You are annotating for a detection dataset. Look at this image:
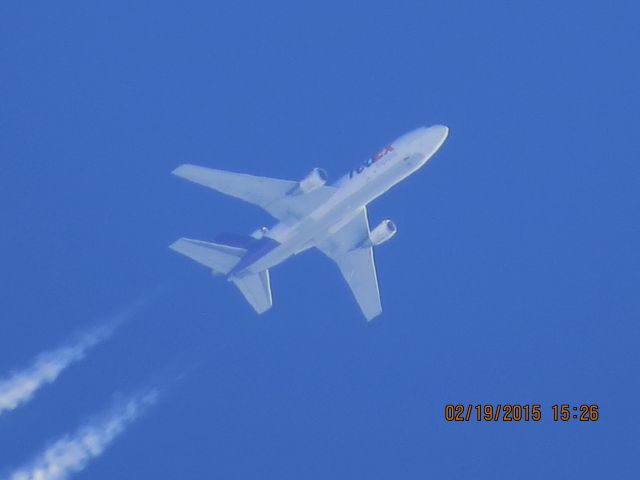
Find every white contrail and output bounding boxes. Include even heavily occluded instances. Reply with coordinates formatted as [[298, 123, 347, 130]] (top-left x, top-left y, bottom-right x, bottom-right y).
[[5, 389, 158, 480], [0, 303, 141, 416]]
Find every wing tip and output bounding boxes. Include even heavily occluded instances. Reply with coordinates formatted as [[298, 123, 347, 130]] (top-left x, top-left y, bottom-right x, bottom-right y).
[[171, 164, 191, 177], [168, 237, 186, 251], [364, 308, 382, 322]]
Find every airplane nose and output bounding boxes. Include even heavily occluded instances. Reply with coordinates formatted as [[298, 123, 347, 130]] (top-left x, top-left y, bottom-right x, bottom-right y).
[[415, 124, 449, 157], [393, 125, 450, 161], [430, 124, 449, 140], [423, 124, 449, 146]]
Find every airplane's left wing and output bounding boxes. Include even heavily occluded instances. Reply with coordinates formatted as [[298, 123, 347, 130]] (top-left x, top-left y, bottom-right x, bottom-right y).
[[316, 208, 382, 321], [172, 164, 336, 222]]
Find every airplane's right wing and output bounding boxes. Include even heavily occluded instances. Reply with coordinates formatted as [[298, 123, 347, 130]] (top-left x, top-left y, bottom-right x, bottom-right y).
[[172, 164, 336, 222], [316, 208, 382, 321]]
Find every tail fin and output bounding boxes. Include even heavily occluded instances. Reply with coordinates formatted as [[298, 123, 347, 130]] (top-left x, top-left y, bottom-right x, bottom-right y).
[[230, 270, 273, 314], [170, 237, 273, 314], [170, 238, 245, 275]]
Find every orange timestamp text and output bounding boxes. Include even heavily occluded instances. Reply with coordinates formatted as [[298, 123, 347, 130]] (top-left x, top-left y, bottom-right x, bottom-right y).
[[444, 404, 599, 422]]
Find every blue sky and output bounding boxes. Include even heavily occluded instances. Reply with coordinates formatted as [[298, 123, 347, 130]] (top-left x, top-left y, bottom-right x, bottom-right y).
[[1, 0, 639, 478]]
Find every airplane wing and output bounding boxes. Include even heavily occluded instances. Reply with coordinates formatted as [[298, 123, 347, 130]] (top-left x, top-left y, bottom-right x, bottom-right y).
[[316, 208, 382, 321], [172, 164, 336, 222]]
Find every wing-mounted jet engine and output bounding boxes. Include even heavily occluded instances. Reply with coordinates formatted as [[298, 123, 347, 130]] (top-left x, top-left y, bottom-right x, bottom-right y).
[[363, 219, 397, 247], [291, 168, 328, 194]]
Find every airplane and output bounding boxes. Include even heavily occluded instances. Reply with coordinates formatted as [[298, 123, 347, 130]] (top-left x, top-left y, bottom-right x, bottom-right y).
[[170, 125, 449, 321]]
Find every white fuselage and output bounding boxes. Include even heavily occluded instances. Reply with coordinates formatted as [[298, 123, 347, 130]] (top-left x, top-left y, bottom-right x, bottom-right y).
[[237, 125, 449, 275]]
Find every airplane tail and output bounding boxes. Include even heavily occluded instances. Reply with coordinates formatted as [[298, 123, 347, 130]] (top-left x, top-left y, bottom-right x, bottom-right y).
[[170, 237, 273, 314], [170, 237, 245, 275], [229, 270, 272, 314]]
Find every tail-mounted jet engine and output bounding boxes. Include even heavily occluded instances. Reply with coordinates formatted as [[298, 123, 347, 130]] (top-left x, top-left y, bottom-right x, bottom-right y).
[[294, 168, 328, 194], [250, 226, 269, 239], [364, 220, 397, 247]]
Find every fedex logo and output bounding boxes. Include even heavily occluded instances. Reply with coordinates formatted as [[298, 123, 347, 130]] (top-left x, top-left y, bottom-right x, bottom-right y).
[[349, 145, 394, 178]]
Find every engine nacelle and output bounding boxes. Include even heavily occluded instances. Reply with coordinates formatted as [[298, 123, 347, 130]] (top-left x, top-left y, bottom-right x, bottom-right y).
[[296, 168, 328, 194], [250, 226, 269, 239], [366, 219, 397, 246]]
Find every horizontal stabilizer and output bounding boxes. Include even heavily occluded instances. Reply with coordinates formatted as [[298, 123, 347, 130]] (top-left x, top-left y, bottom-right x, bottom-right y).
[[170, 238, 245, 275], [230, 270, 273, 314], [214, 232, 258, 249]]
